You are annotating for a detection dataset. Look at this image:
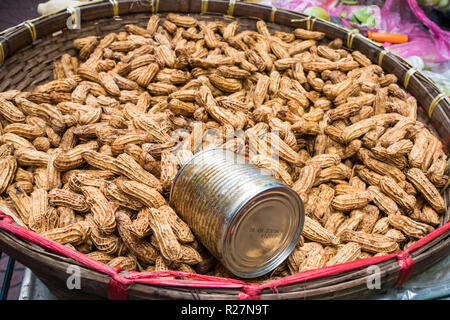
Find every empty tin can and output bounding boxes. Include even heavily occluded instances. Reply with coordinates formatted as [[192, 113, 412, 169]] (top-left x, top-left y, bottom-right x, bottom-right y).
[[169, 148, 304, 278]]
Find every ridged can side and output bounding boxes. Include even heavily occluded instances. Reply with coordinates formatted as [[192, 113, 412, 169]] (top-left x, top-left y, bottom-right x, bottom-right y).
[[170, 148, 304, 278]]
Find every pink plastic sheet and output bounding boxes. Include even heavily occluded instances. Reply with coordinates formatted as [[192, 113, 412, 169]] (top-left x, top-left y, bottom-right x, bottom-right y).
[[272, 0, 450, 62]]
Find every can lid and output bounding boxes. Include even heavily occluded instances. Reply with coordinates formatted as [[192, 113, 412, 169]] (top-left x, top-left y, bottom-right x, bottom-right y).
[[221, 185, 304, 278]]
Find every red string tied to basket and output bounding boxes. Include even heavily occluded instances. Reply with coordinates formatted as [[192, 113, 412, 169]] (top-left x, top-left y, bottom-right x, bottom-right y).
[[0, 212, 449, 299], [108, 268, 133, 300], [238, 283, 263, 300], [395, 251, 414, 288]]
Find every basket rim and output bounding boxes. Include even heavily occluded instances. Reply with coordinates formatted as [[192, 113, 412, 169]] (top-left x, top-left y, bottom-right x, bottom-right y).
[[0, 214, 449, 299], [0, 0, 449, 299]]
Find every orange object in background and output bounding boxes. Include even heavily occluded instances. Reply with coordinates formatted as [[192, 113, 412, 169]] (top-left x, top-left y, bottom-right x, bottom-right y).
[[368, 31, 409, 44]]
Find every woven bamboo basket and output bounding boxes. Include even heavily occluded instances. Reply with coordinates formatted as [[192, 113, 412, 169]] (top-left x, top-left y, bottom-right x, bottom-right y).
[[0, 0, 449, 300]]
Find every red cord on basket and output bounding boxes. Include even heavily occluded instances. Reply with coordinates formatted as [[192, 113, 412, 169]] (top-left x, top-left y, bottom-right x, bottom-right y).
[[0, 213, 449, 300], [395, 252, 414, 288]]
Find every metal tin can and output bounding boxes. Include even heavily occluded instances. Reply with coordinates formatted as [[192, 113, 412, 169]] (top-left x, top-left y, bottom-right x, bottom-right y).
[[169, 148, 304, 278]]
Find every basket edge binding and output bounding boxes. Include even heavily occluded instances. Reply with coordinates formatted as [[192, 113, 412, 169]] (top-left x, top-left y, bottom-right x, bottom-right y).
[[0, 0, 449, 299], [0, 212, 449, 299]]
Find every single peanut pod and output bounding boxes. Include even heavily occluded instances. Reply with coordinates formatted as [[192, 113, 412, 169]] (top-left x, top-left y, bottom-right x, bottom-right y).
[[208, 74, 242, 93], [48, 189, 90, 213], [292, 164, 320, 201], [409, 129, 429, 168], [379, 176, 416, 211], [367, 186, 401, 216], [117, 179, 165, 209], [340, 229, 400, 254], [388, 214, 434, 239], [166, 13, 198, 28], [55, 141, 99, 171], [28, 189, 49, 233], [130, 208, 153, 238], [116, 210, 158, 265], [314, 163, 352, 185], [57, 207, 76, 228], [302, 216, 340, 246], [299, 243, 327, 272], [80, 186, 116, 235], [422, 135, 441, 172], [331, 192, 372, 212], [324, 212, 345, 233], [372, 217, 390, 235], [341, 118, 376, 143], [313, 184, 335, 220], [0, 98, 26, 122], [352, 51, 371, 67], [115, 153, 163, 192], [15, 148, 49, 167], [42, 221, 89, 245], [358, 205, 379, 233], [335, 210, 365, 237], [146, 15, 160, 35], [137, 63, 160, 87], [7, 183, 32, 224], [108, 256, 137, 271], [68, 173, 106, 193], [326, 242, 361, 266], [147, 207, 182, 262], [253, 75, 270, 108], [294, 28, 325, 40], [386, 139, 413, 156], [176, 245, 203, 265], [305, 153, 341, 169], [288, 39, 316, 56], [384, 229, 406, 243], [86, 251, 114, 264], [223, 21, 239, 40], [0, 156, 17, 194], [407, 168, 445, 214]]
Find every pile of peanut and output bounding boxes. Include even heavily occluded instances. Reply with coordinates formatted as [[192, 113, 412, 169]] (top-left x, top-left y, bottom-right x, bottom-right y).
[[0, 13, 447, 282]]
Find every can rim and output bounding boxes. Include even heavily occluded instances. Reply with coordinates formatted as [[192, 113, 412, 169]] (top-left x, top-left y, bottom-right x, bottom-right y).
[[220, 184, 305, 278]]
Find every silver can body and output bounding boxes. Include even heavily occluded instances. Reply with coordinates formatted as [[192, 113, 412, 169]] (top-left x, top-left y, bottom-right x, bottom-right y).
[[169, 148, 304, 278]]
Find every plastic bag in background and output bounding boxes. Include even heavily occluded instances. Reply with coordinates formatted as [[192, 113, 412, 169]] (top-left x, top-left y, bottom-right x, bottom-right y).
[[405, 0, 450, 62], [406, 56, 450, 95], [371, 255, 450, 300], [244, 0, 274, 7], [272, 0, 450, 63], [381, 0, 450, 62], [271, 0, 383, 31]]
